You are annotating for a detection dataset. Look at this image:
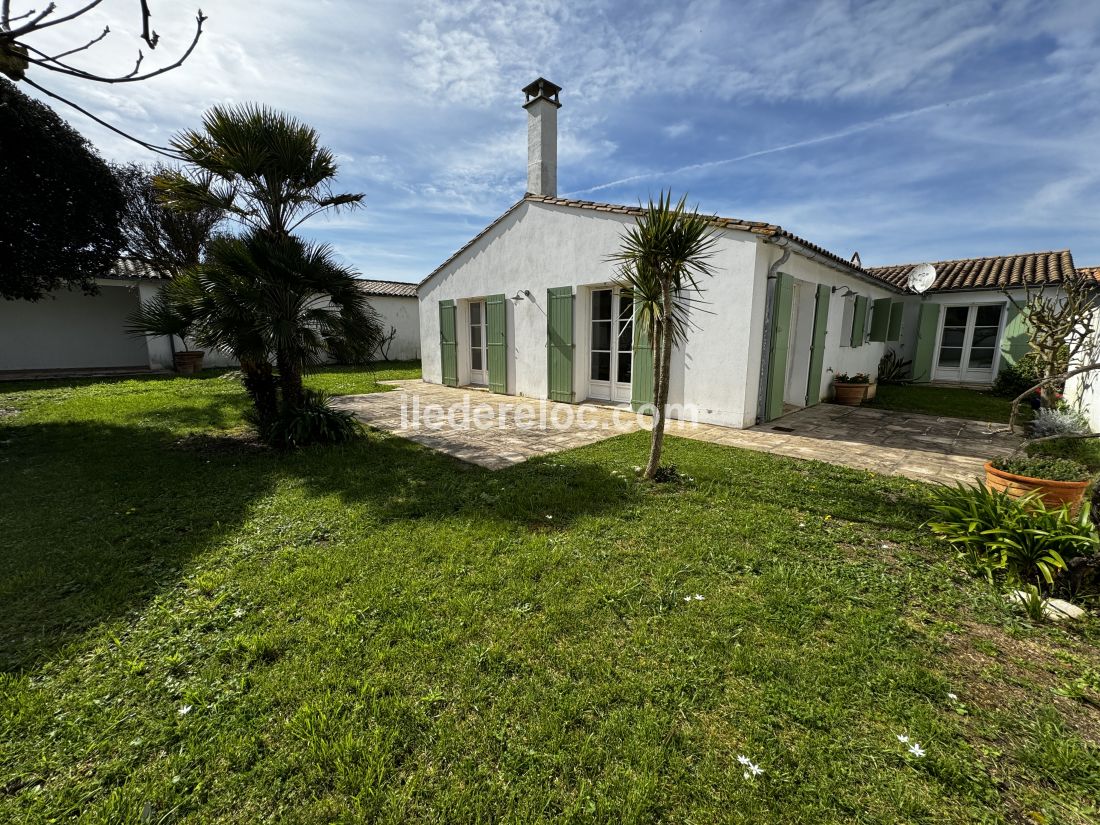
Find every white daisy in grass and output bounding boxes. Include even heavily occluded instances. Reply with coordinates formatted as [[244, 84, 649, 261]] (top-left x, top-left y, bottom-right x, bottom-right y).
[[177, 705, 192, 716], [684, 596, 693, 602], [947, 692, 958, 701], [736, 755, 752, 766], [746, 763, 764, 777], [908, 743, 926, 758], [896, 734, 909, 743], [693, 594, 705, 601]]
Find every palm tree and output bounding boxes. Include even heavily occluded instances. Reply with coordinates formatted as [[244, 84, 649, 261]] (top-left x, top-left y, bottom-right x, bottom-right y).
[[131, 234, 382, 433], [610, 192, 718, 479], [154, 103, 363, 238]]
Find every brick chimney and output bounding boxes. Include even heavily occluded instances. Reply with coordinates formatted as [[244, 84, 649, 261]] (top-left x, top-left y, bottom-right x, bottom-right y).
[[522, 78, 561, 197]]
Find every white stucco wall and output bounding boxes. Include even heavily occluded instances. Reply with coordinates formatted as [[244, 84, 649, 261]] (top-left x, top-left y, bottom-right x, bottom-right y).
[[367, 294, 420, 361], [761, 246, 896, 407], [0, 281, 151, 372], [419, 201, 897, 428]]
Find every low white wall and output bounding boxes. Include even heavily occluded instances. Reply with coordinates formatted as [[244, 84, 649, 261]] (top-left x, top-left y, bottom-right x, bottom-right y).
[[0, 282, 150, 372], [368, 295, 420, 361]]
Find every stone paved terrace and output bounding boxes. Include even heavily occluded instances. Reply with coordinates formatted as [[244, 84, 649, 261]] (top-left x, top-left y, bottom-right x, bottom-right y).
[[334, 380, 1021, 484]]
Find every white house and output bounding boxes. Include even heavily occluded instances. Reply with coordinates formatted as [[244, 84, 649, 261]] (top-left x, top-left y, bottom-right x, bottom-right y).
[[0, 266, 420, 378], [417, 78, 1092, 429]]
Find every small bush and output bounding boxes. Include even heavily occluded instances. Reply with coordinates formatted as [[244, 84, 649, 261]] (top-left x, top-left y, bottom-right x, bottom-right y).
[[992, 352, 1045, 398], [1027, 437, 1100, 472], [927, 483, 1098, 587], [1030, 407, 1090, 439], [264, 389, 363, 449], [834, 372, 871, 384], [991, 455, 1092, 482]]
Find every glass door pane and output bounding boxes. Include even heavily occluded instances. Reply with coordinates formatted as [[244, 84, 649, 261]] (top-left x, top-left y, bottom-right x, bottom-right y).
[[966, 304, 1002, 372], [469, 302, 484, 374], [937, 306, 968, 368], [590, 289, 612, 382]]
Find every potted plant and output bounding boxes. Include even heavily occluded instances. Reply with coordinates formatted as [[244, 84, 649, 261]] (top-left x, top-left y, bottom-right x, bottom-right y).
[[984, 455, 1093, 509], [832, 372, 874, 406], [127, 287, 205, 375]]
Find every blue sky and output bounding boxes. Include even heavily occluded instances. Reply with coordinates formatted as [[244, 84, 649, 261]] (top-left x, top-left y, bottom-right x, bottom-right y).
[[20, 0, 1100, 281]]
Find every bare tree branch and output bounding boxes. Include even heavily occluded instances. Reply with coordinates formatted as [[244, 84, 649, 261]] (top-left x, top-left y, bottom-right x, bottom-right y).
[[2, 3, 205, 84], [21, 75, 179, 157]]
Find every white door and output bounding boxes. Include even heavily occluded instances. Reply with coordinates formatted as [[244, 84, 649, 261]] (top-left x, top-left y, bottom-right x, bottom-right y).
[[468, 300, 487, 385], [934, 303, 1004, 384], [588, 287, 633, 403]]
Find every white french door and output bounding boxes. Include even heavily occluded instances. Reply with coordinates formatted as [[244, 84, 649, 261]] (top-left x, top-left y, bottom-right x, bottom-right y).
[[933, 303, 1004, 384], [468, 300, 487, 385], [587, 287, 633, 403]]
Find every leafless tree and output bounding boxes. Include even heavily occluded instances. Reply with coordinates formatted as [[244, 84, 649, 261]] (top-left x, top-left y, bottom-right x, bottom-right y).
[[1005, 271, 1100, 408], [1, 1, 207, 154]]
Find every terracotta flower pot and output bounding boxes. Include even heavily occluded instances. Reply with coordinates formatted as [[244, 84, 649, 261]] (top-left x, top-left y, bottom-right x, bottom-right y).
[[173, 350, 205, 375], [833, 382, 869, 406], [983, 461, 1090, 510]]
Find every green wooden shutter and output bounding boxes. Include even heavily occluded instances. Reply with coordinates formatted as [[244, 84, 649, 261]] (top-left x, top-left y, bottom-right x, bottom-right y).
[[850, 295, 868, 347], [486, 293, 507, 394], [546, 287, 574, 402], [887, 301, 904, 342], [912, 302, 941, 383], [439, 300, 457, 387], [765, 273, 794, 421], [999, 303, 1030, 370], [868, 297, 891, 342], [630, 297, 654, 413], [805, 283, 831, 406]]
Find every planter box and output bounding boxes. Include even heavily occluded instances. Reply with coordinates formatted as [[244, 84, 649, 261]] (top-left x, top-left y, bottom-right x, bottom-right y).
[[173, 350, 205, 375], [833, 382, 872, 406], [983, 461, 1090, 510]]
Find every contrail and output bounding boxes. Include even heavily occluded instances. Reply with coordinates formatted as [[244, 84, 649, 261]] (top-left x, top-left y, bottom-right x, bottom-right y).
[[565, 78, 1055, 197]]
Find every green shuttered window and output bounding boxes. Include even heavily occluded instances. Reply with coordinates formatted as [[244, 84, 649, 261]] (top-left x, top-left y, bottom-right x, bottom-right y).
[[849, 295, 868, 347], [999, 303, 1030, 369], [765, 273, 794, 421], [546, 287, 574, 402], [887, 301, 904, 342], [486, 294, 507, 394], [439, 300, 457, 387], [805, 284, 831, 406], [911, 302, 940, 383], [630, 296, 654, 413], [868, 297, 892, 342]]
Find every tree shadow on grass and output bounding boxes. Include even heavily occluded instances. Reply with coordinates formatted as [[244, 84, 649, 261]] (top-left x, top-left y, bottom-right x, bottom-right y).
[[0, 420, 635, 673]]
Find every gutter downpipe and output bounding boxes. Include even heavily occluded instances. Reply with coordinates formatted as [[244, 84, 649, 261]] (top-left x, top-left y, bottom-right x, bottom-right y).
[[756, 240, 792, 424]]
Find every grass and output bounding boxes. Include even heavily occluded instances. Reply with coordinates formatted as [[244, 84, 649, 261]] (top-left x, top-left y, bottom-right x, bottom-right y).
[[870, 383, 1018, 423], [1, 364, 1098, 823]]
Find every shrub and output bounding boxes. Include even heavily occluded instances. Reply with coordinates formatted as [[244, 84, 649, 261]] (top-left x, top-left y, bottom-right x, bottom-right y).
[[928, 483, 1098, 587], [990, 455, 1092, 482], [992, 352, 1045, 398], [1029, 407, 1090, 439], [262, 389, 363, 449], [1027, 437, 1100, 473]]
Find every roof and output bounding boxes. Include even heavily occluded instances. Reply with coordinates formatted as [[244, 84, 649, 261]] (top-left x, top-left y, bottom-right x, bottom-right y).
[[1079, 266, 1100, 282], [357, 278, 417, 298], [866, 250, 1077, 292], [103, 259, 165, 281], [419, 194, 870, 289]]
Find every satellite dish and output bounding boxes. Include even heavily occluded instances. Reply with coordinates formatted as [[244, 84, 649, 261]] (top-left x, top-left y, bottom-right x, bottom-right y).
[[907, 263, 936, 293]]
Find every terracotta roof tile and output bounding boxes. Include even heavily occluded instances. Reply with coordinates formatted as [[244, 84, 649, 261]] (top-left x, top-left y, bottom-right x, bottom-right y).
[[1079, 266, 1100, 282], [866, 250, 1077, 292], [357, 279, 417, 298]]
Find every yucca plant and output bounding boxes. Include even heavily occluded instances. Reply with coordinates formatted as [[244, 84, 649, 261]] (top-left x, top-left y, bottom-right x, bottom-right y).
[[608, 192, 718, 479]]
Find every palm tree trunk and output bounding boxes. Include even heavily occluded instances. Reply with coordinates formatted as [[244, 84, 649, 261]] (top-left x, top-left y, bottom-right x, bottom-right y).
[[277, 349, 305, 411], [644, 277, 674, 479], [241, 359, 278, 434]]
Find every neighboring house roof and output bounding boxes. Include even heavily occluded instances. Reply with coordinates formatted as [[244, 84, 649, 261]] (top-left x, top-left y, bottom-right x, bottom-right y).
[[357, 278, 418, 298], [103, 259, 165, 281], [1079, 266, 1100, 282], [419, 194, 871, 290], [866, 250, 1077, 293]]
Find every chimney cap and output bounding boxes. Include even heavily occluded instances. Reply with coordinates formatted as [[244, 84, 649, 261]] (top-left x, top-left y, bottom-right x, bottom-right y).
[[522, 77, 562, 109]]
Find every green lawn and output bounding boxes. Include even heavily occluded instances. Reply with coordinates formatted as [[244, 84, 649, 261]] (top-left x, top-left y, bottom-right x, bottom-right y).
[[870, 383, 1018, 423], [1, 366, 1097, 823]]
